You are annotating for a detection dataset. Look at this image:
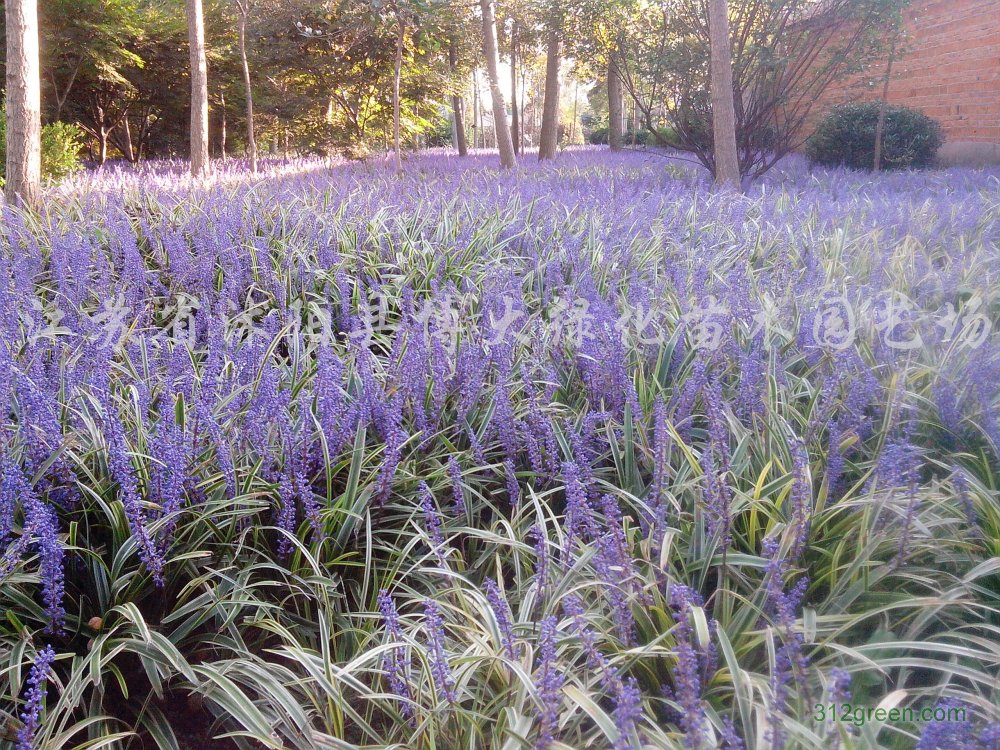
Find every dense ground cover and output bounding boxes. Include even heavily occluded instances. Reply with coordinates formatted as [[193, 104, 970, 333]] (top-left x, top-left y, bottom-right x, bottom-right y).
[[1, 149, 999, 750]]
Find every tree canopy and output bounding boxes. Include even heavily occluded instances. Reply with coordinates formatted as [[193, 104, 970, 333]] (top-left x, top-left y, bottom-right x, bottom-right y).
[[2, 0, 905, 179]]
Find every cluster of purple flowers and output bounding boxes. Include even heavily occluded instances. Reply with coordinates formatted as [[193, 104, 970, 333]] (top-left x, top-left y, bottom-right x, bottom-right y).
[[1, 457, 66, 630], [533, 615, 564, 750], [2, 148, 998, 746], [761, 538, 811, 750], [665, 584, 719, 750], [561, 594, 644, 750], [916, 702, 1000, 750]]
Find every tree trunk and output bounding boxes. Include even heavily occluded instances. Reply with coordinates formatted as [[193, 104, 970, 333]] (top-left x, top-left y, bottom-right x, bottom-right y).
[[52, 60, 80, 123], [569, 80, 579, 144], [472, 67, 480, 149], [479, 0, 515, 169], [873, 35, 898, 173], [708, 0, 740, 188], [98, 127, 108, 165], [608, 50, 624, 152], [510, 21, 520, 155], [219, 90, 227, 161], [449, 39, 468, 156], [631, 98, 638, 145], [392, 10, 404, 173], [519, 60, 526, 151], [538, 23, 561, 161], [123, 117, 135, 163], [4, 0, 42, 211], [237, 3, 257, 173], [186, 0, 210, 178]]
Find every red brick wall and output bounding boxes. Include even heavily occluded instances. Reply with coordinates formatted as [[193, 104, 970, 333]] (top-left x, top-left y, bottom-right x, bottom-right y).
[[810, 0, 1000, 145]]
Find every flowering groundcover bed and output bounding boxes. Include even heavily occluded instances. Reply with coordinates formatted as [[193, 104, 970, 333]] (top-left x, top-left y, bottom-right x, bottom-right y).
[[1, 149, 999, 750]]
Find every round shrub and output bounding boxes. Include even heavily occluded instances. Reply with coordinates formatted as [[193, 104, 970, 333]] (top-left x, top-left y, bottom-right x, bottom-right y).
[[588, 126, 659, 147], [587, 125, 609, 145], [806, 101, 943, 171]]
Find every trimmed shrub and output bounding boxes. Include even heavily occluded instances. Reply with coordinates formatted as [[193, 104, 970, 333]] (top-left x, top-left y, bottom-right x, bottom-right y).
[[806, 101, 943, 171], [587, 126, 662, 146]]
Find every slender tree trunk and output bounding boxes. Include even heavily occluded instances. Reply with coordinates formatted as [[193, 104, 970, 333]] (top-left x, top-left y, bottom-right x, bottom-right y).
[[510, 21, 520, 155], [519, 62, 526, 151], [52, 60, 80, 123], [873, 35, 898, 172], [570, 80, 579, 144], [219, 90, 227, 161], [472, 67, 480, 149], [631, 99, 638, 145], [237, 3, 257, 173], [123, 117, 135, 163], [538, 22, 561, 161], [4, 0, 42, 210], [608, 50, 624, 152], [449, 39, 468, 156], [708, 0, 740, 188], [479, 0, 516, 168], [98, 127, 108, 165], [392, 9, 404, 173], [186, 0, 210, 177]]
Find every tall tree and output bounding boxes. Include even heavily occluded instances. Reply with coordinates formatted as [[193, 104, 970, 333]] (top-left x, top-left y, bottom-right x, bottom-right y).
[[39, 0, 144, 123], [537, 16, 560, 161], [479, 0, 515, 168], [235, 0, 257, 172], [187, 0, 210, 177], [607, 47, 624, 151], [707, 0, 739, 188], [4, 0, 42, 210], [449, 38, 468, 156]]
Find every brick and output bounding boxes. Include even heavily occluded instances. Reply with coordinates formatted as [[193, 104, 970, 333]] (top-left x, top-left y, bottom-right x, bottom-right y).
[[801, 0, 1000, 144]]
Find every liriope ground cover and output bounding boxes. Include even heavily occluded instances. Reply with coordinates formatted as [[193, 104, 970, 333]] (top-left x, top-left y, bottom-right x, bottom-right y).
[[1, 149, 999, 750]]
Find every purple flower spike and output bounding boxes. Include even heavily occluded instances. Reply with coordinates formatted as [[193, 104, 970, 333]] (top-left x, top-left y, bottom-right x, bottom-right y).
[[533, 615, 564, 750], [423, 600, 456, 703], [377, 589, 413, 720], [16, 645, 56, 750], [484, 577, 516, 658]]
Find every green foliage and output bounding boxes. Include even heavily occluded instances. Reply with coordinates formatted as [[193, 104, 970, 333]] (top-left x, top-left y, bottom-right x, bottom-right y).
[[587, 125, 666, 146], [611, 0, 913, 181], [40, 122, 86, 180], [0, 111, 85, 186], [806, 101, 944, 171]]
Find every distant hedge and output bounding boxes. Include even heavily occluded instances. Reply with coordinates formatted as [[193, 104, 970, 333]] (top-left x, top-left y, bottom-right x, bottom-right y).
[[587, 126, 676, 147], [806, 101, 943, 171]]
